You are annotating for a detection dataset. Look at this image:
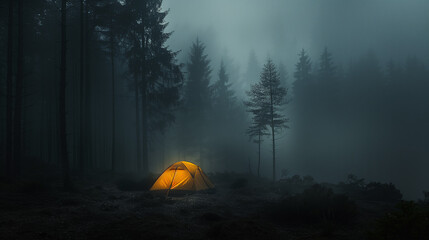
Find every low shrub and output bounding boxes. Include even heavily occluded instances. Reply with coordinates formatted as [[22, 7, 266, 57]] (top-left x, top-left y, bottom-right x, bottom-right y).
[[339, 174, 403, 202], [364, 182, 402, 202], [369, 201, 429, 240], [276, 174, 316, 196], [269, 184, 357, 225]]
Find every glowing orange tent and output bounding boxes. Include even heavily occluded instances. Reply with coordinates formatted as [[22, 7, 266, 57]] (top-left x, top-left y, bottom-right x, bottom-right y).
[[150, 161, 214, 194]]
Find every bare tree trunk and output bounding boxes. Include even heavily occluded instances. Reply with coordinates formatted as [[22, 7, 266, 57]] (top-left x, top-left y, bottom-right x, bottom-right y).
[[270, 80, 276, 182], [141, 82, 148, 174], [84, 0, 92, 169], [141, 9, 148, 175], [5, 0, 14, 179], [78, 0, 84, 173], [135, 74, 141, 170], [271, 124, 275, 182], [13, 0, 23, 178], [110, 27, 116, 174], [161, 134, 165, 170], [60, 0, 71, 189], [258, 131, 261, 177]]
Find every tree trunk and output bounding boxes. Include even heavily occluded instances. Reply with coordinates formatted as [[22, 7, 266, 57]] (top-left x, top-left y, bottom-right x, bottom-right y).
[[141, 82, 148, 174], [5, 0, 14, 179], [13, 0, 23, 178], [258, 131, 261, 177], [270, 76, 276, 182], [271, 124, 275, 182], [60, 0, 71, 189], [84, 0, 92, 169], [78, 0, 84, 173], [141, 9, 148, 175], [110, 31, 116, 174], [135, 74, 141, 170]]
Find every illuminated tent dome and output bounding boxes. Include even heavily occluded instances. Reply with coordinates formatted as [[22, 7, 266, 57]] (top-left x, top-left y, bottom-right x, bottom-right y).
[[150, 161, 214, 194]]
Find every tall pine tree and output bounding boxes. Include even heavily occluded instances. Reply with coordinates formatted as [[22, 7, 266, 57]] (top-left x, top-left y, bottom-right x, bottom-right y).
[[246, 59, 288, 181], [181, 38, 212, 166], [122, 0, 183, 174], [245, 84, 269, 177]]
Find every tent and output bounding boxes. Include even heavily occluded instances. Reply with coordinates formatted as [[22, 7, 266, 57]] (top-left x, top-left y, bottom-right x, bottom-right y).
[[150, 161, 214, 194]]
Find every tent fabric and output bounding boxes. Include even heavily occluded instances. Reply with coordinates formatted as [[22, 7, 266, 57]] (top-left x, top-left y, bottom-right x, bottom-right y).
[[150, 161, 214, 192]]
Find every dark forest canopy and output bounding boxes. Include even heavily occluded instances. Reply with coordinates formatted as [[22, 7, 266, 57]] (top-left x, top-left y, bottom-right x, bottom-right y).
[[0, 0, 429, 199]]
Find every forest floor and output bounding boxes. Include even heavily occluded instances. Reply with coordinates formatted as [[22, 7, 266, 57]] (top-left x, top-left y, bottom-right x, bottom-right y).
[[0, 172, 396, 240]]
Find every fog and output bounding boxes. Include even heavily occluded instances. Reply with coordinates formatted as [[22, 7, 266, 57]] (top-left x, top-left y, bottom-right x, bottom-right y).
[[1, 0, 429, 201], [4, 1, 429, 238], [159, 0, 429, 199], [163, 0, 429, 77]]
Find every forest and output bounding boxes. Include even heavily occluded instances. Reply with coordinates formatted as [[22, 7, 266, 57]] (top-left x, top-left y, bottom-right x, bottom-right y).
[[1, 0, 429, 239]]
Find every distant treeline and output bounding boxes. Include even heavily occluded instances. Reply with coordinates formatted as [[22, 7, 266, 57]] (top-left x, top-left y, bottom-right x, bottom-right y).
[[290, 48, 429, 180]]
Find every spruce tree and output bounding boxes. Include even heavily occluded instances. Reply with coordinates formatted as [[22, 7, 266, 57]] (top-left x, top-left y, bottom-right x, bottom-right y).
[[212, 60, 235, 114], [317, 47, 337, 113], [278, 62, 289, 89], [246, 59, 288, 181], [122, 0, 183, 174], [181, 38, 212, 166], [211, 60, 238, 168], [293, 49, 312, 100], [246, 76, 270, 178]]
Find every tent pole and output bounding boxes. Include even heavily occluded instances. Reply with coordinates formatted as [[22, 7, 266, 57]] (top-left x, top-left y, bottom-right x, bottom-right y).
[[198, 167, 210, 189], [166, 166, 178, 197]]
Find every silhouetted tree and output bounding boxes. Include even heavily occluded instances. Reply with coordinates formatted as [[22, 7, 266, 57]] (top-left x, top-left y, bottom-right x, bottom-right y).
[[78, 0, 85, 172], [59, 0, 71, 189], [212, 61, 235, 116], [84, 0, 93, 169], [278, 62, 289, 89], [316, 47, 337, 115], [318, 47, 335, 82], [181, 38, 212, 166], [93, 0, 121, 173], [5, 0, 13, 179], [292, 49, 313, 150], [247, 59, 288, 181], [211, 60, 240, 168], [13, 0, 24, 177], [293, 49, 312, 100], [122, 0, 183, 173], [245, 112, 269, 177]]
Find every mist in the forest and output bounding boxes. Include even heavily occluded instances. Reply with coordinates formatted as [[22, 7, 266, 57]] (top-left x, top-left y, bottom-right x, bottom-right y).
[[4, 1, 429, 239], [158, 0, 429, 199], [1, 0, 429, 200]]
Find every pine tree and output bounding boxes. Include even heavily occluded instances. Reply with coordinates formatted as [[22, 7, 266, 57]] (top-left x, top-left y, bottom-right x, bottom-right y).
[[317, 47, 337, 112], [293, 49, 312, 99], [93, 0, 121, 174], [181, 38, 212, 166], [318, 47, 335, 81], [13, 0, 24, 177], [59, 0, 71, 189], [278, 62, 289, 89], [5, 0, 13, 179], [122, 0, 183, 173], [246, 59, 288, 181], [78, 0, 85, 173], [245, 99, 269, 177], [211, 60, 238, 168], [212, 60, 235, 113]]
